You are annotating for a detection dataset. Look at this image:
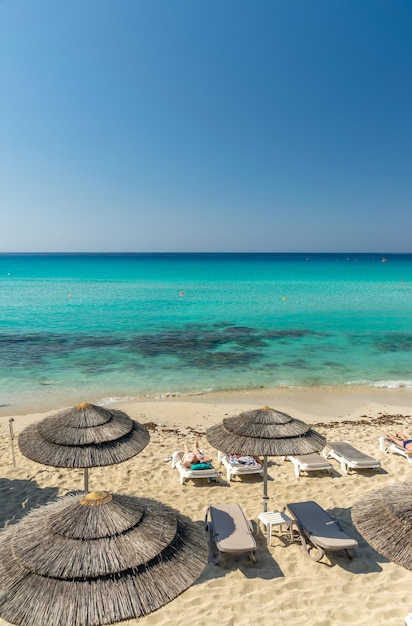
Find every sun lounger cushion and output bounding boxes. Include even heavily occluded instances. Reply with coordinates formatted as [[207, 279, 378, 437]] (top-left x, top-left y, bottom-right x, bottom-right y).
[[205, 503, 257, 564], [285, 500, 358, 562], [286, 453, 333, 477], [325, 441, 381, 474]]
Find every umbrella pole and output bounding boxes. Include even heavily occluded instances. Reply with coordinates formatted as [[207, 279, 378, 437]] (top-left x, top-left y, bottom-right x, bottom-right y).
[[84, 468, 89, 493], [262, 455, 269, 512]]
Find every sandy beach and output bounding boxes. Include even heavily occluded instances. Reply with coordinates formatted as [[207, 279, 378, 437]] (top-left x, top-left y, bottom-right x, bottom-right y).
[[1, 386, 412, 626]]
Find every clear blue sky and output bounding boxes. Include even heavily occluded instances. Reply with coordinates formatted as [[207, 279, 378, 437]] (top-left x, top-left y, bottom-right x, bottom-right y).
[[1, 0, 411, 252]]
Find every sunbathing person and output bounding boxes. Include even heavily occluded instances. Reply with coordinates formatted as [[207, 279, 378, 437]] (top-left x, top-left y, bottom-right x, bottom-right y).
[[182, 441, 212, 468], [386, 432, 412, 454], [229, 453, 263, 466]]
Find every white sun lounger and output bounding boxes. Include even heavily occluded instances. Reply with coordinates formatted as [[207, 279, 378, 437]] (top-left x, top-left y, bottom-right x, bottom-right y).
[[217, 451, 264, 481], [325, 441, 382, 474], [378, 437, 412, 464], [285, 452, 333, 478], [284, 500, 358, 562], [171, 450, 220, 485], [405, 612, 412, 625], [205, 503, 257, 564]]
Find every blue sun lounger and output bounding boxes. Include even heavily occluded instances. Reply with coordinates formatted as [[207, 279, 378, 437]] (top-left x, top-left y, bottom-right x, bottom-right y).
[[284, 500, 358, 562]]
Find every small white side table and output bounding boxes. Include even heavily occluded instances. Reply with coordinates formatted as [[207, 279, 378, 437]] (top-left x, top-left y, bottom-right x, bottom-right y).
[[258, 511, 294, 546]]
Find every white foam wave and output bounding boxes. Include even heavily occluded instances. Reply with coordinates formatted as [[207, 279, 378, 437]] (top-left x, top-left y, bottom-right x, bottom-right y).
[[346, 379, 412, 389], [374, 380, 412, 389], [99, 396, 136, 406], [98, 388, 216, 406]]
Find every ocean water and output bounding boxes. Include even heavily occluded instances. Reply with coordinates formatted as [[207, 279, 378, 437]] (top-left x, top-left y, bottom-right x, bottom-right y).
[[1, 252, 411, 415]]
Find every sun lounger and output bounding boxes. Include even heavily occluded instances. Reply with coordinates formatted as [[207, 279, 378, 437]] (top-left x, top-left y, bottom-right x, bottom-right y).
[[205, 503, 257, 564], [171, 450, 220, 485], [284, 500, 358, 562], [285, 452, 333, 478], [217, 451, 264, 482], [378, 436, 412, 464], [324, 440, 381, 474], [405, 612, 412, 625]]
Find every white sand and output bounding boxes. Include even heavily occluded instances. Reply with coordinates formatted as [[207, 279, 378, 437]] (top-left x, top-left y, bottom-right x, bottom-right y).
[[1, 387, 412, 626]]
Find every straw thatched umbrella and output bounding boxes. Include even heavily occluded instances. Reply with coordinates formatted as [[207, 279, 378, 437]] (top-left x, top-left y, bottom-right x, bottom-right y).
[[352, 481, 412, 570], [0, 490, 208, 626], [18, 402, 150, 492], [206, 405, 326, 511]]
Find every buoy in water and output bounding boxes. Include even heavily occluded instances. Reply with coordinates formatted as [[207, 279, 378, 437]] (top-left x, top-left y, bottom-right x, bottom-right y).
[[179, 291, 184, 296], [282, 296, 287, 301]]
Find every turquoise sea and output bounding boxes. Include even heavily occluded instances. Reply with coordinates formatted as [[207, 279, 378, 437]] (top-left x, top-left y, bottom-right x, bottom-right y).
[[1, 253, 411, 415]]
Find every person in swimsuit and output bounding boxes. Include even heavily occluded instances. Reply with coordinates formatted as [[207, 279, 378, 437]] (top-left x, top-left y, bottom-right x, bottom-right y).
[[182, 441, 212, 468], [386, 432, 412, 455]]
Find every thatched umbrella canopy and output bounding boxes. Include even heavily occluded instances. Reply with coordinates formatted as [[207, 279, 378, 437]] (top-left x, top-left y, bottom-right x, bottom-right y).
[[352, 481, 412, 570], [18, 402, 150, 491], [206, 405, 326, 511], [0, 491, 208, 626]]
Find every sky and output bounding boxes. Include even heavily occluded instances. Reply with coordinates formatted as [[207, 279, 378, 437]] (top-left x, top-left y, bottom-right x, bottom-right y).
[[1, 0, 411, 253]]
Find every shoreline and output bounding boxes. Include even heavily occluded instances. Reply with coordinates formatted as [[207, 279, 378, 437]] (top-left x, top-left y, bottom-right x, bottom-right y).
[[2, 385, 412, 432]]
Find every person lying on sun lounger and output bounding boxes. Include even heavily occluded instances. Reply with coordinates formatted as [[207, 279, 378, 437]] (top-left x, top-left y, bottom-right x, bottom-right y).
[[386, 432, 412, 454], [229, 454, 263, 466], [182, 441, 212, 468]]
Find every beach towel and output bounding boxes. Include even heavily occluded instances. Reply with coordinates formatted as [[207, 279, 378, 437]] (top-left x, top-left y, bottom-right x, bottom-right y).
[[190, 462, 212, 470], [230, 456, 258, 466]]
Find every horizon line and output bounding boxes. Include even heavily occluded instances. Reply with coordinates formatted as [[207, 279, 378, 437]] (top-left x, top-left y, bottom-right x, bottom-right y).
[[0, 251, 410, 255]]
